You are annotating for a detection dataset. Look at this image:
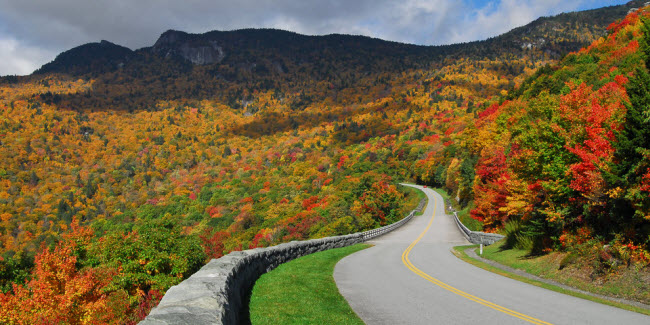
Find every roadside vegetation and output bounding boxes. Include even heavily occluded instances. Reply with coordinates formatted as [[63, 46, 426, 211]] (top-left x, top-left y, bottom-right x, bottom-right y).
[[249, 244, 369, 325], [453, 243, 650, 315], [432, 10, 650, 301], [481, 240, 650, 306]]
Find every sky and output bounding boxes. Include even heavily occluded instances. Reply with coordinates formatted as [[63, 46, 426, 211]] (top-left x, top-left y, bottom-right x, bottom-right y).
[[0, 0, 630, 76]]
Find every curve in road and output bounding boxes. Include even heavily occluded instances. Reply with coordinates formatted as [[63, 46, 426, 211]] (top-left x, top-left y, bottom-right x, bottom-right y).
[[334, 185, 649, 324]]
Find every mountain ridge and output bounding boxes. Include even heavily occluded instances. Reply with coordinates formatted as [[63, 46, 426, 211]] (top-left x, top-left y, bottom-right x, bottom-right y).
[[30, 0, 645, 78], [12, 1, 640, 113]]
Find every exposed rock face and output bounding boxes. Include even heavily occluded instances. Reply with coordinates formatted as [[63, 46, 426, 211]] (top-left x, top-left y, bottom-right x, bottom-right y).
[[177, 41, 225, 65], [153, 30, 225, 65]]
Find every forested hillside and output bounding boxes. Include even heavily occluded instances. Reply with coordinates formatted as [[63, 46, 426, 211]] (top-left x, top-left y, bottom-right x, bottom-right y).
[[0, 1, 648, 323], [438, 7, 650, 269]]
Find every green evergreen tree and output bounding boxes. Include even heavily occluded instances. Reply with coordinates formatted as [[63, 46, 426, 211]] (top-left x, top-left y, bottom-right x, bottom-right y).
[[606, 18, 650, 244]]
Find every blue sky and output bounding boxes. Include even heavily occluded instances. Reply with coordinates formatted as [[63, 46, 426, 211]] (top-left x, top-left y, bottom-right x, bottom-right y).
[[0, 0, 633, 76]]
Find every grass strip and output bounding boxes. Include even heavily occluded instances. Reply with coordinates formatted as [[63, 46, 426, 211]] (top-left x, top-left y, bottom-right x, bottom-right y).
[[452, 245, 650, 316], [249, 244, 370, 324]]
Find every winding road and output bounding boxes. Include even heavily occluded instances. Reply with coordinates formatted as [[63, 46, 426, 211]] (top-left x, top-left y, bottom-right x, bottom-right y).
[[334, 185, 649, 324]]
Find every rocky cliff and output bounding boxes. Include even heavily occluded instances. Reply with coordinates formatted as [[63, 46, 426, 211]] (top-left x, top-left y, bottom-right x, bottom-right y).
[[152, 30, 226, 65]]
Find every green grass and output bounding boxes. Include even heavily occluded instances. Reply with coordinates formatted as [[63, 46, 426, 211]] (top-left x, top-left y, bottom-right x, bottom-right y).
[[452, 244, 650, 316], [480, 242, 650, 305], [480, 241, 558, 275], [433, 188, 482, 231], [249, 244, 370, 324]]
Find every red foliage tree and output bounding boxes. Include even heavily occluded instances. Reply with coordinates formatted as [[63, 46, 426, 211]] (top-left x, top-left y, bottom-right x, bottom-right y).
[[471, 147, 511, 229], [199, 229, 230, 260], [564, 82, 627, 202]]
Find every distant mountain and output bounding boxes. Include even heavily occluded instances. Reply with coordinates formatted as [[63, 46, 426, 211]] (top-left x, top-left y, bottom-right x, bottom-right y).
[[22, 0, 646, 112], [40, 28, 430, 79], [483, 0, 643, 55], [34, 1, 644, 77], [34, 40, 133, 76], [147, 27, 427, 69]]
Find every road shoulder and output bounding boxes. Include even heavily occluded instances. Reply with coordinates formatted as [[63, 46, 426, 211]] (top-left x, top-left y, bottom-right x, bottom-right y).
[[453, 245, 650, 316]]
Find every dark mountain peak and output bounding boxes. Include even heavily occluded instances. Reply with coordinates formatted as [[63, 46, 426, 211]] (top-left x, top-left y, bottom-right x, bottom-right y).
[[99, 39, 117, 46], [35, 40, 132, 75], [152, 29, 225, 65], [153, 29, 190, 47]]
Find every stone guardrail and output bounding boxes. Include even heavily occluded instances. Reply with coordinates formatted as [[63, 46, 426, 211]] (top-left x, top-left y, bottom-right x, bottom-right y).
[[446, 199, 504, 246], [453, 211, 504, 245], [140, 198, 426, 325]]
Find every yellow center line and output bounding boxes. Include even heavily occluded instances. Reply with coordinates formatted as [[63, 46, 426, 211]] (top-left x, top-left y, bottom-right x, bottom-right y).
[[400, 190, 553, 325]]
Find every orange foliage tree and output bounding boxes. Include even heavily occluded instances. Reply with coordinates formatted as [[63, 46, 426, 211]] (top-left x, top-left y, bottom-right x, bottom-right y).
[[0, 223, 130, 324]]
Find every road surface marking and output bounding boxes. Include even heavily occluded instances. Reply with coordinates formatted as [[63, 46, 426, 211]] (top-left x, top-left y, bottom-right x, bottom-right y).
[[400, 189, 553, 325]]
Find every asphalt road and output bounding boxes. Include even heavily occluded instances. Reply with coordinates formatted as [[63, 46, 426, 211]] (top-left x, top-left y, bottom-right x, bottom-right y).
[[334, 185, 650, 324]]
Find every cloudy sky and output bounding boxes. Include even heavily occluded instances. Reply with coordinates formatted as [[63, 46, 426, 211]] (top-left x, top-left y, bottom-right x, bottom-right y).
[[0, 0, 629, 76]]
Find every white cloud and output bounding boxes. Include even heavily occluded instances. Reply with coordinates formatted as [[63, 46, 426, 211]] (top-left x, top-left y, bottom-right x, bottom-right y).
[[0, 36, 54, 75], [448, 0, 582, 44]]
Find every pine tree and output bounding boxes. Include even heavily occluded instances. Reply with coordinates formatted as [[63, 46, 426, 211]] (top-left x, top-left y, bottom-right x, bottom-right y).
[[606, 17, 650, 243]]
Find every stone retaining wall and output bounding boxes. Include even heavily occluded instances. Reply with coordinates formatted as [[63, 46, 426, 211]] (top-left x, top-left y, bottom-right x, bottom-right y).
[[453, 211, 504, 245], [140, 199, 426, 325], [445, 199, 504, 245]]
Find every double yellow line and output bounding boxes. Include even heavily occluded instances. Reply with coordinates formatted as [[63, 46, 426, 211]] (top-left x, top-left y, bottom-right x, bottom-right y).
[[400, 191, 552, 325]]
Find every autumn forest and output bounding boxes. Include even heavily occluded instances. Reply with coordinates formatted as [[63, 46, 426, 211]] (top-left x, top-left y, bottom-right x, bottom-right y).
[[1, 2, 650, 323]]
